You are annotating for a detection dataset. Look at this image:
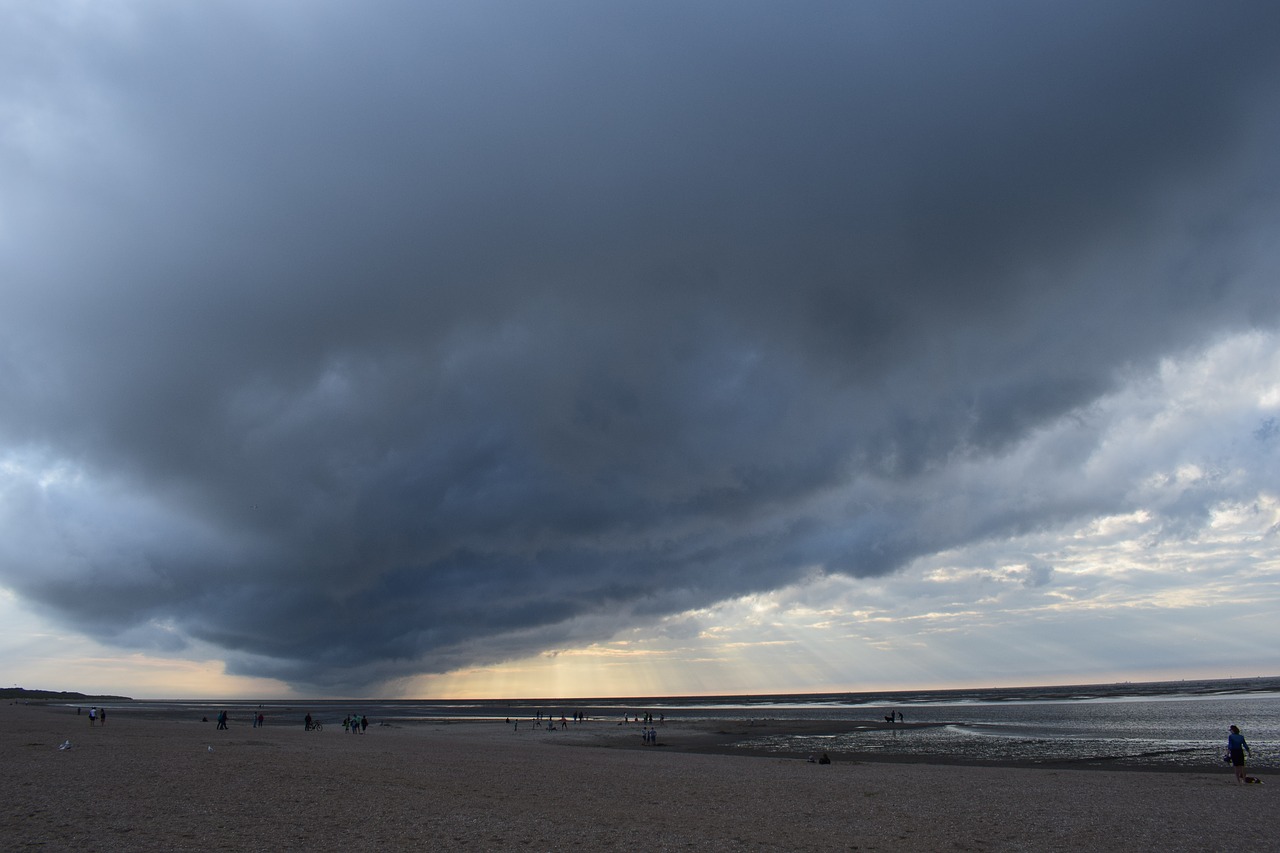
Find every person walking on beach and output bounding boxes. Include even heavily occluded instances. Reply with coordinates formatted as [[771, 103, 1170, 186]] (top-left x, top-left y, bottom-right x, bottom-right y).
[[99, 707, 106, 726], [88, 707, 96, 726], [1227, 725, 1251, 783], [217, 710, 228, 730]]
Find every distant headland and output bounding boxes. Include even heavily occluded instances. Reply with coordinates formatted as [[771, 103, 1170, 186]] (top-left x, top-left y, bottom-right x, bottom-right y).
[[1, 687, 133, 702]]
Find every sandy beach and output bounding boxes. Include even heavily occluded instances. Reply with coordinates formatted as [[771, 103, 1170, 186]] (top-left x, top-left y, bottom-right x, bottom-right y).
[[2, 703, 1273, 851]]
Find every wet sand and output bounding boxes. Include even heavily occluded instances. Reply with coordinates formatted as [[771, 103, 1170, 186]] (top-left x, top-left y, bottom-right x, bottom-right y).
[[3, 702, 1273, 851]]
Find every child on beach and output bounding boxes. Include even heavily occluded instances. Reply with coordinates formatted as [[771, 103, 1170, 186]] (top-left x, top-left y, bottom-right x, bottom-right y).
[[1227, 725, 1251, 784]]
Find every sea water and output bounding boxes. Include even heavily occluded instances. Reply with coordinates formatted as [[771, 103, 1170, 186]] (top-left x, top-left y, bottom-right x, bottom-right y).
[[728, 691, 1280, 769]]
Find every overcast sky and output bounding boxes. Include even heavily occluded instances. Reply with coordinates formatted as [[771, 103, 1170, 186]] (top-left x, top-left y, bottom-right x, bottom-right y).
[[2, 1, 1279, 699]]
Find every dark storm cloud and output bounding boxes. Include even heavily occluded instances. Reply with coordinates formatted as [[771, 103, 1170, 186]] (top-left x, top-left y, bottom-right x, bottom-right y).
[[2, 1, 1279, 690]]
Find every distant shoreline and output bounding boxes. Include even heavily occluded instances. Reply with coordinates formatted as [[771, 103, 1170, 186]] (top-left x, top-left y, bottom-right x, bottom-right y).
[[13, 672, 1277, 706], [1, 688, 133, 703]]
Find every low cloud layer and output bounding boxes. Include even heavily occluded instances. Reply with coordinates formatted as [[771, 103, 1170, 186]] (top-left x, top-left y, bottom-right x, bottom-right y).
[[2, 1, 1279, 693]]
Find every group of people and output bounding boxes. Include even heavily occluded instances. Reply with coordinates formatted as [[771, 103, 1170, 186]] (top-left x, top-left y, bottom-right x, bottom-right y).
[[201, 710, 264, 729], [516, 711, 589, 730], [297, 713, 368, 732], [81, 706, 106, 726]]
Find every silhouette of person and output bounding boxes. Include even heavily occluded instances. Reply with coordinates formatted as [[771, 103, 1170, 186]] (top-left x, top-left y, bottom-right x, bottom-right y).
[[1227, 725, 1251, 783]]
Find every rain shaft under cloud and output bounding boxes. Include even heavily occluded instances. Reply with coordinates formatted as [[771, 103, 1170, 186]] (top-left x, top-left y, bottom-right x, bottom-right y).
[[2, 0, 1279, 692]]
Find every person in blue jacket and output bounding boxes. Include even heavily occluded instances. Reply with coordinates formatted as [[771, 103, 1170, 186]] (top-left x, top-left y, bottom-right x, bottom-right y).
[[1227, 725, 1251, 783]]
